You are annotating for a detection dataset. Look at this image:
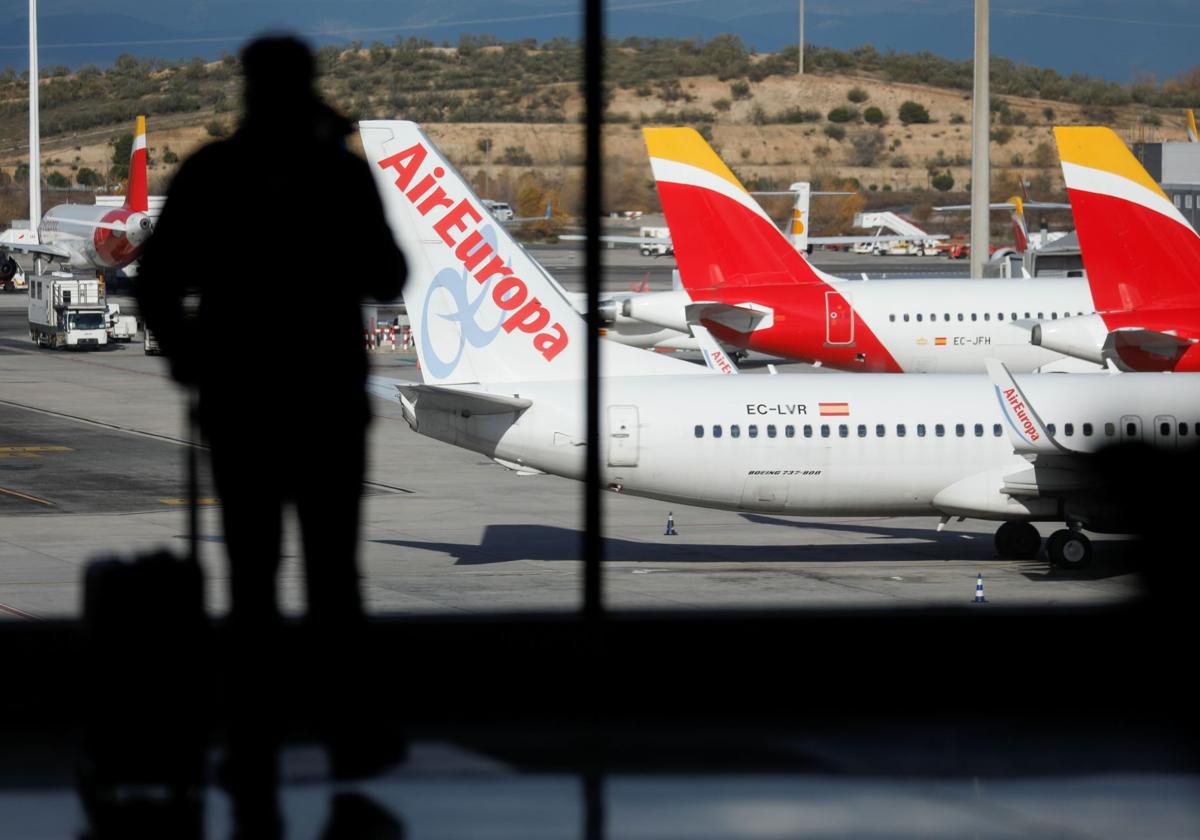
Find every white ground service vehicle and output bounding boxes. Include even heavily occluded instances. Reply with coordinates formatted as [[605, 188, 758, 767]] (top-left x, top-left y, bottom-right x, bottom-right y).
[[638, 226, 673, 256], [481, 200, 514, 222], [105, 303, 138, 342], [28, 274, 109, 349]]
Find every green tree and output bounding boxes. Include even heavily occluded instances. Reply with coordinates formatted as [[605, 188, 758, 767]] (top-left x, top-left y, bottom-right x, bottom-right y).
[[898, 100, 931, 125], [847, 87, 869, 103], [931, 171, 955, 191], [205, 120, 229, 138], [46, 171, 70, 188], [75, 167, 102, 187], [729, 80, 751, 100], [108, 132, 133, 180], [827, 105, 859, 123], [863, 106, 887, 125]]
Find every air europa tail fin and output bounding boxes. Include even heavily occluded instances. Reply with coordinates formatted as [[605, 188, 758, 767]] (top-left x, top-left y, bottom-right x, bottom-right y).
[[123, 115, 148, 214], [359, 121, 701, 386], [644, 128, 839, 295], [1055, 126, 1200, 311]]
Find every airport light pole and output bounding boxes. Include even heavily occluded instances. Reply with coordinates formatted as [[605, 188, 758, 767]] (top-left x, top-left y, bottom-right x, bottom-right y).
[[969, 0, 990, 279], [28, 0, 41, 263], [798, 0, 805, 75]]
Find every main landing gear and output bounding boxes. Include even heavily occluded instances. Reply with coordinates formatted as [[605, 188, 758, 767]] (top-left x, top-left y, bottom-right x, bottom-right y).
[[993, 521, 1093, 569]]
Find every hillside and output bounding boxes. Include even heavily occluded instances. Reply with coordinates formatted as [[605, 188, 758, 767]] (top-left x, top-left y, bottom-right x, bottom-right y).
[[1, 38, 1196, 234]]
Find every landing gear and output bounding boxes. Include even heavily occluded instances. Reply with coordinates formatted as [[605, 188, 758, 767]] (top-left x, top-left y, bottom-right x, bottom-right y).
[[993, 521, 1041, 559], [1046, 528, 1093, 570]]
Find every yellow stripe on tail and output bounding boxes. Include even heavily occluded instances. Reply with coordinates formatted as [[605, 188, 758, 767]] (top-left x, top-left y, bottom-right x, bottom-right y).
[[643, 127, 746, 194], [1054, 126, 1168, 200]]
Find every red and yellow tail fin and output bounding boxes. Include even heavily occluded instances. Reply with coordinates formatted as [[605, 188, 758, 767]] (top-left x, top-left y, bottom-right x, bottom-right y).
[[1187, 109, 1198, 143], [124, 115, 148, 213], [1055, 126, 1200, 311], [643, 127, 833, 293], [1007, 195, 1029, 254]]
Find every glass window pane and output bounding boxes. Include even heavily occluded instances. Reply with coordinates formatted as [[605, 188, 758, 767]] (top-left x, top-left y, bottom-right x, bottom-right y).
[[767, 425, 777, 438], [821, 425, 831, 438], [974, 423, 983, 437], [955, 424, 964, 437], [786, 425, 795, 438], [1083, 423, 1093, 436], [876, 424, 886, 437], [731, 425, 741, 438], [713, 425, 723, 438], [694, 425, 703, 438], [916, 424, 926, 437], [857, 424, 867, 438], [897, 424, 906, 437], [749, 425, 758, 438], [839, 425, 849, 438], [936, 424, 945, 437]]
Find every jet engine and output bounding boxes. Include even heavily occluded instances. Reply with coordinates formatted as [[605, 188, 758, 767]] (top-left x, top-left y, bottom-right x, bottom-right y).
[[620, 289, 693, 332], [1030, 315, 1108, 366], [1, 255, 18, 283]]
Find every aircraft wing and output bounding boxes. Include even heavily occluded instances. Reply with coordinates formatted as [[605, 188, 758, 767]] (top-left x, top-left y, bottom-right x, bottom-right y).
[[1, 241, 72, 260], [559, 234, 665, 245], [811, 234, 949, 245], [934, 201, 1071, 211]]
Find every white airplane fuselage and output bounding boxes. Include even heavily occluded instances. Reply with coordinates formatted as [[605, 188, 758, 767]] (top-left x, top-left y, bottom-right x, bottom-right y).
[[39, 204, 152, 271], [403, 371, 1198, 528]]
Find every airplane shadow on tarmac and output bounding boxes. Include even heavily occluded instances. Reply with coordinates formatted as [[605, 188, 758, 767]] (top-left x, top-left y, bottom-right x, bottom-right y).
[[742, 514, 1138, 583], [375, 521, 1062, 568]]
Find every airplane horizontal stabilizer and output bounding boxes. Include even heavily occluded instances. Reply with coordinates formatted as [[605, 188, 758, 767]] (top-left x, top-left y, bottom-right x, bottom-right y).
[[396, 384, 532, 415], [1104, 328, 1196, 372], [685, 302, 770, 333]]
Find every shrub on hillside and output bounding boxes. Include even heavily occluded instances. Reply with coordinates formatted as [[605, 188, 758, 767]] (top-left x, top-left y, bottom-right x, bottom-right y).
[[823, 124, 846, 141], [863, 106, 887, 125], [827, 105, 859, 123], [848, 130, 885, 166], [730, 80, 752, 100], [847, 87, 869, 103], [931, 171, 955, 191], [898, 100, 931, 124]]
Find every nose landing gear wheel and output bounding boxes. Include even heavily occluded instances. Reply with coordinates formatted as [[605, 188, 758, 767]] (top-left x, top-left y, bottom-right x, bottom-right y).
[[1047, 529, 1092, 569]]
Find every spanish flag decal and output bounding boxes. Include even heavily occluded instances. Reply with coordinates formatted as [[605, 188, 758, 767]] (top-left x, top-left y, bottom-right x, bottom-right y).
[[819, 402, 850, 416]]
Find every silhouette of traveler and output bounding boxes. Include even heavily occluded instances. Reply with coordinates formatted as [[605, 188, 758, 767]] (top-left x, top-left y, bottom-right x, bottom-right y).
[[136, 34, 406, 837]]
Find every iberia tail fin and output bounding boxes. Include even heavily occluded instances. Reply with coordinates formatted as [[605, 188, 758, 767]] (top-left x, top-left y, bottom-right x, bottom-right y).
[[359, 121, 702, 386], [1055, 126, 1200, 311], [1187, 109, 1198, 143], [644, 127, 840, 295], [1007, 196, 1030, 254], [124, 115, 148, 214]]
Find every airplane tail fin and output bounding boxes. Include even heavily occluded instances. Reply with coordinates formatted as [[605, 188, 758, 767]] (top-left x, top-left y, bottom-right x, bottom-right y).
[[1055, 126, 1200, 311], [1007, 195, 1030, 254], [787, 181, 811, 253], [1188, 109, 1198, 143], [124, 115, 148, 213], [644, 128, 839, 295], [359, 120, 700, 386]]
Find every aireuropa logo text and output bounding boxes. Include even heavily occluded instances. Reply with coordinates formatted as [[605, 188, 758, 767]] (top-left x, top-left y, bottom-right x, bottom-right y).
[[377, 143, 568, 363]]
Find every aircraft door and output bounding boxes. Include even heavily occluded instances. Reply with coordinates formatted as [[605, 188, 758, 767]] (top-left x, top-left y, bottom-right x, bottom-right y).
[[1120, 415, 1142, 443], [825, 291, 855, 346], [739, 475, 791, 512], [607, 405, 639, 467], [1154, 415, 1178, 449]]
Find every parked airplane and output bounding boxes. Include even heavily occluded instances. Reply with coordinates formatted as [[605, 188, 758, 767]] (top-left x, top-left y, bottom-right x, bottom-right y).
[[645, 127, 1099, 373], [935, 193, 1072, 263], [0, 115, 152, 279], [1032, 126, 1200, 372], [361, 120, 1200, 568]]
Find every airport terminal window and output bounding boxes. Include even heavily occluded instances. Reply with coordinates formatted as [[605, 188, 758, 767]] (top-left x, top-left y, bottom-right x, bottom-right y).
[[974, 424, 984, 437], [785, 425, 795, 438], [713, 425, 723, 438], [821, 425, 830, 438], [916, 424, 926, 437], [804, 425, 813, 438], [897, 424, 906, 437], [839, 425, 849, 438], [767, 425, 777, 438], [1064, 423, 1074, 437], [857, 425, 867, 438], [748, 425, 758, 438], [1083, 423, 1094, 436], [935, 424, 945, 437], [876, 424, 886, 437], [1105, 422, 1116, 437], [731, 425, 741, 438], [955, 424, 965, 437], [694, 425, 704, 438]]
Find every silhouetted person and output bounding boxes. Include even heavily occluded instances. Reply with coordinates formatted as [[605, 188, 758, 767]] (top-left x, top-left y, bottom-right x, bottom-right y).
[[137, 34, 406, 837]]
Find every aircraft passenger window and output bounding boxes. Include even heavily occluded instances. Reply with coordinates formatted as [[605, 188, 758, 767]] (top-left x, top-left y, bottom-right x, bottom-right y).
[[944, 314, 950, 321], [1126, 422, 1137, 437], [916, 314, 923, 322], [731, 425, 741, 438], [1011, 313, 1017, 321], [1037, 312, 1044, 319], [930, 313, 936, 321], [694, 425, 704, 438], [748, 425, 758, 438], [857, 425, 867, 438], [935, 424, 945, 437], [974, 423, 983, 437], [804, 425, 813, 438], [785, 425, 795, 438], [713, 425, 722, 438], [1195, 423, 1200, 436], [821, 425, 831, 438], [896, 424, 906, 437], [903, 314, 910, 322], [767, 425, 777, 438], [957, 313, 964, 321], [997, 313, 1003, 321], [1180, 423, 1188, 437], [1160, 422, 1170, 436], [1025, 312, 1031, 319], [1082, 423, 1093, 436], [993, 424, 1002, 437], [1105, 423, 1116, 437], [1047, 424, 1056, 436], [838, 425, 848, 438], [876, 424, 886, 437], [1051, 312, 1058, 319], [889, 315, 895, 322], [971, 313, 977, 322], [984, 313, 990, 321], [955, 424, 965, 437], [916, 424, 926, 437], [1064, 423, 1074, 436]]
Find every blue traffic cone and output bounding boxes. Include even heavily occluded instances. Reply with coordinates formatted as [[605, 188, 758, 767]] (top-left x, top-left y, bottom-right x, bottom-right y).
[[664, 512, 677, 536], [973, 573, 987, 603]]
